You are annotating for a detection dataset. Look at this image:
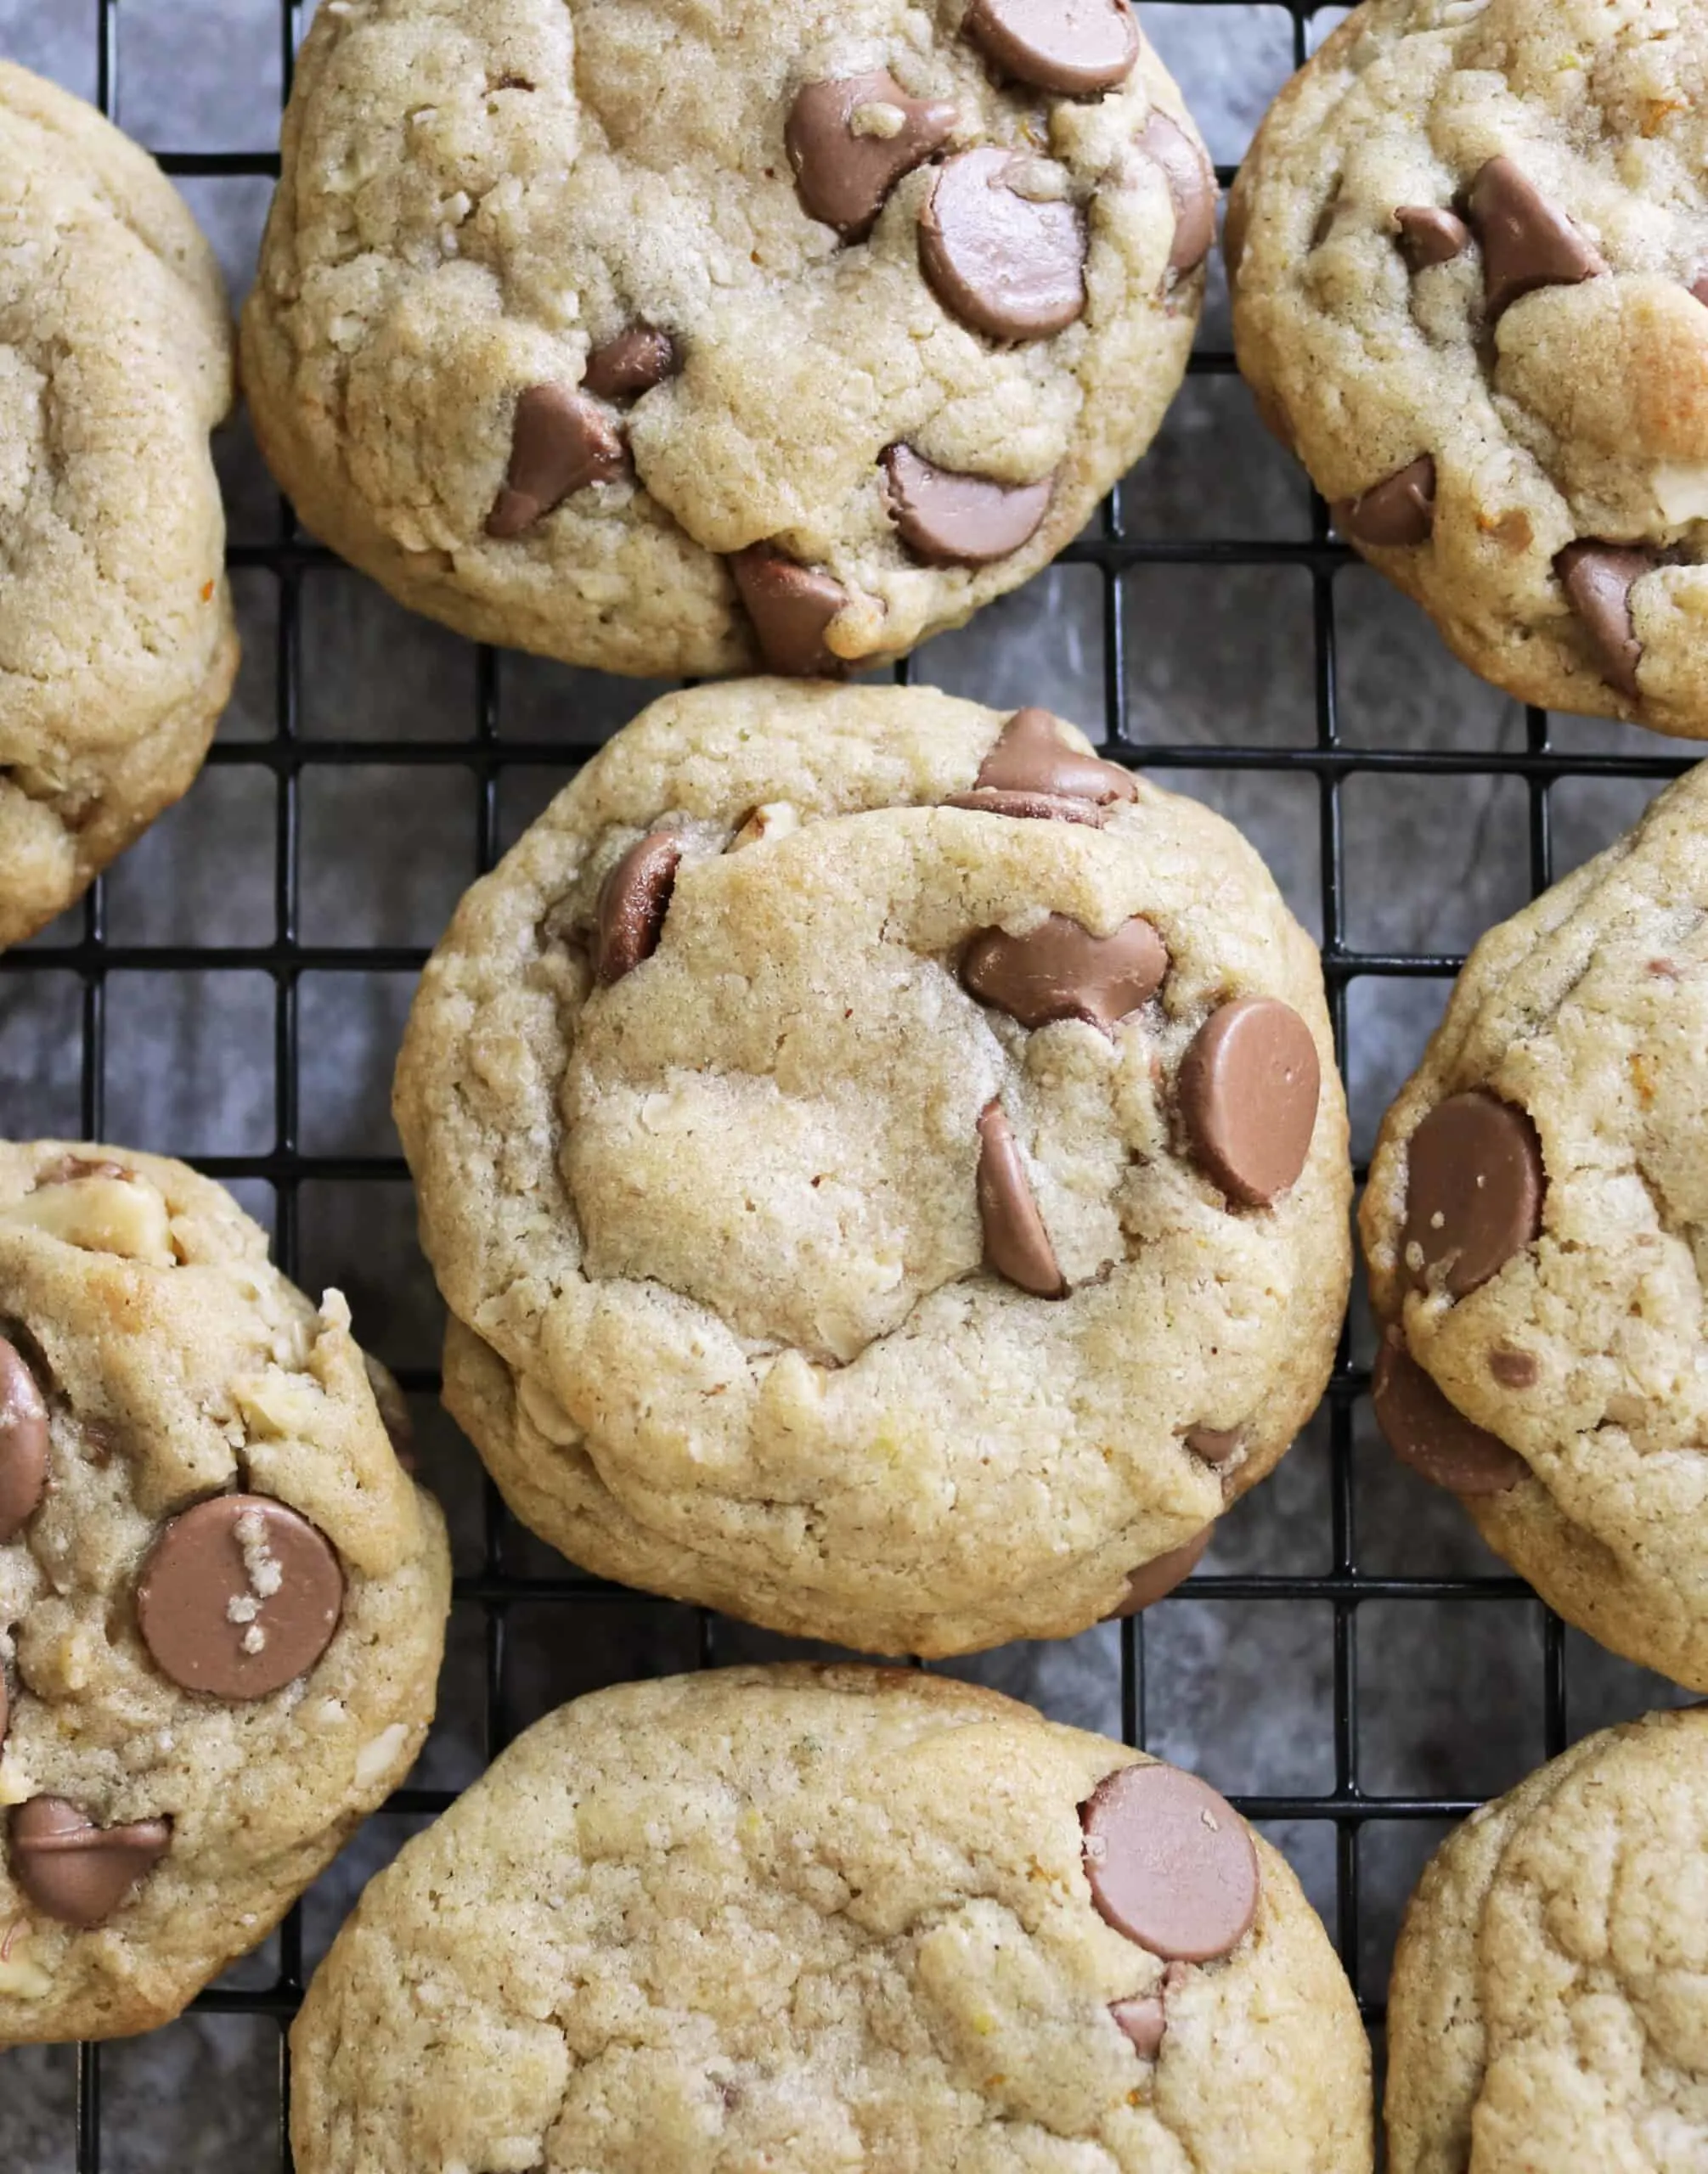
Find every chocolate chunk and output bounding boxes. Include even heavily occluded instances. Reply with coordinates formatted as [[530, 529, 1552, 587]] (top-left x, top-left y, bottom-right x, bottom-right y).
[[0, 1336, 48, 1543], [1373, 1331, 1527, 1496], [1403, 1090, 1543, 1298], [881, 443, 1055, 566], [1080, 1763, 1259, 1962], [729, 547, 849, 677], [1106, 1527, 1212, 1619], [920, 148, 1086, 340], [583, 325, 679, 401], [1178, 999, 1320, 1208], [943, 788, 1109, 825], [136, 1495, 344, 1701], [1556, 542, 1652, 699], [1335, 455, 1436, 549], [595, 831, 682, 986], [1467, 156, 1606, 320], [975, 707, 1138, 803], [488, 385, 626, 538], [1136, 113, 1217, 275], [1395, 206, 1470, 271], [10, 1798, 171, 1928], [977, 1101, 1066, 1298], [962, 913, 1167, 1031], [1184, 1424, 1243, 1466], [1111, 1992, 1167, 2058], [1489, 1344, 1539, 1389], [962, 0, 1140, 96], [786, 70, 958, 240]]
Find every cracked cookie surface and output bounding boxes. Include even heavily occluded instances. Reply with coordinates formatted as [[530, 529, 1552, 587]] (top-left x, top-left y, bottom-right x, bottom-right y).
[[290, 1664, 1373, 2174], [0, 1142, 451, 2043], [393, 681, 1350, 1656], [1230, 0, 1708, 739], [0, 63, 238, 949], [242, 0, 1209, 678]]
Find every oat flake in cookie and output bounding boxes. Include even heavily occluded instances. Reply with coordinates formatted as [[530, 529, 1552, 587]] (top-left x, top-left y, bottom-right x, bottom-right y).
[[290, 1665, 1373, 2174], [393, 682, 1350, 1656], [0, 1144, 450, 2043], [1230, 0, 1708, 740], [241, 0, 1213, 679], [1361, 763, 1708, 1691]]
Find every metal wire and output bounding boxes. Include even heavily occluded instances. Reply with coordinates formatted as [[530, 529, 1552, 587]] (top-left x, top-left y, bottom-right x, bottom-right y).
[[5, 0, 1695, 2162]]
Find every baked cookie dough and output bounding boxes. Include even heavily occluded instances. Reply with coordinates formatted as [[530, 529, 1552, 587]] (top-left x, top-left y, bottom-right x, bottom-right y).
[[0, 1143, 451, 2043], [291, 1664, 1373, 2174], [395, 680, 1350, 1655], [1230, 0, 1708, 739], [1387, 1706, 1708, 2173], [1362, 763, 1708, 1689], [242, 0, 1213, 679], [0, 63, 238, 950]]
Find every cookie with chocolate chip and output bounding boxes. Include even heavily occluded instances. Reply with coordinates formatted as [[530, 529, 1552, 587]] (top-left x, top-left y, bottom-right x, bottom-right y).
[[394, 682, 1350, 1656], [1230, 0, 1708, 739], [242, 0, 1213, 679], [290, 1665, 1372, 2174], [1361, 762, 1708, 1689], [0, 1143, 450, 2043]]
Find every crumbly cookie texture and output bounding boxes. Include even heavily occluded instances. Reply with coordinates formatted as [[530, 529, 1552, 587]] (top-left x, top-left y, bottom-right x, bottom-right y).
[[290, 1664, 1373, 2174], [242, 0, 1210, 679], [0, 63, 238, 949], [1387, 1707, 1708, 2174], [0, 1142, 451, 2044], [1230, 0, 1708, 740], [1361, 763, 1708, 1689], [394, 681, 1350, 1656]]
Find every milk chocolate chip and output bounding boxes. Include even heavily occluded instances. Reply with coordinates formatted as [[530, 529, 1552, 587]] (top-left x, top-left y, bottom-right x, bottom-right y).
[[920, 149, 1086, 340], [136, 1495, 344, 1700], [977, 1101, 1066, 1298], [10, 1798, 171, 1928], [786, 70, 958, 240], [1467, 157, 1606, 320], [1556, 543, 1652, 699], [1395, 206, 1469, 271], [1403, 1090, 1543, 1297], [1373, 1331, 1527, 1496], [596, 831, 682, 987], [962, 913, 1166, 1031], [1136, 113, 1216, 275], [881, 443, 1055, 566], [943, 789, 1110, 825], [976, 707, 1138, 803], [583, 325, 679, 400], [963, 0, 1140, 96], [1081, 1763, 1259, 1962], [1184, 1425, 1243, 1467], [1179, 999, 1320, 1208], [1335, 456, 1436, 549], [730, 547, 849, 677], [1106, 1527, 1212, 1619], [1489, 1344, 1538, 1389], [488, 385, 626, 538], [0, 1336, 48, 1542]]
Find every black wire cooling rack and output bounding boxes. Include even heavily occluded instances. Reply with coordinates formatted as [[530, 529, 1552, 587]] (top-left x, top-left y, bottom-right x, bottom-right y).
[[3, 0, 1701, 2164]]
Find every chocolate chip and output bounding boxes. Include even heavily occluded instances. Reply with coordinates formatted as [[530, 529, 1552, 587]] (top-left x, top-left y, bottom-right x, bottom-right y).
[[977, 1101, 1066, 1298], [1136, 113, 1217, 275], [0, 1337, 48, 1544], [595, 831, 682, 987], [1178, 999, 1320, 1208], [943, 789, 1109, 825], [0, 1671, 8, 1757], [1111, 1992, 1167, 2057], [1467, 156, 1606, 320], [1184, 1424, 1243, 1466], [1693, 273, 1708, 311], [583, 325, 679, 401], [136, 1495, 344, 1701], [487, 385, 627, 538], [1335, 455, 1436, 549], [975, 707, 1138, 803], [881, 443, 1055, 566], [1373, 1331, 1527, 1496], [1489, 1344, 1539, 1389], [35, 1156, 128, 1186], [962, 0, 1140, 95], [962, 914, 1167, 1031], [920, 148, 1086, 341], [1395, 206, 1470, 271], [786, 70, 958, 240], [10, 1798, 171, 1928], [1403, 1090, 1543, 1298], [1080, 1763, 1259, 1962], [729, 547, 849, 677], [1105, 1527, 1212, 1619], [1556, 542, 1652, 699]]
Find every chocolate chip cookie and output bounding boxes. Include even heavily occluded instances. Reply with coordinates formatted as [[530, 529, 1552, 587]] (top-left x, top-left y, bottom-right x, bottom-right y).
[[1387, 1707, 1708, 2173], [1230, 0, 1708, 739], [1361, 763, 1708, 1689], [0, 1144, 451, 2042], [394, 681, 1350, 1656], [0, 63, 238, 950], [290, 1665, 1373, 2174], [242, 0, 1214, 679]]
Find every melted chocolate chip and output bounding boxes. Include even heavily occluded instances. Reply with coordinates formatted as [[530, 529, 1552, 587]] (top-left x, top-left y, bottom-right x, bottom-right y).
[[1402, 1090, 1543, 1298], [920, 148, 1086, 340], [1105, 1527, 1213, 1619], [786, 70, 958, 240], [488, 385, 626, 538], [0, 1335, 48, 1543], [1489, 1344, 1539, 1389], [881, 443, 1055, 566], [1395, 206, 1470, 271], [1335, 456, 1436, 549], [10, 1798, 172, 1928], [1556, 542, 1653, 699], [1467, 156, 1606, 320], [963, 0, 1140, 96], [136, 1495, 345, 1700], [1372, 1331, 1528, 1496], [976, 1101, 1066, 1298], [943, 788, 1109, 826], [1184, 1424, 1243, 1467], [1080, 1764, 1259, 1962], [1178, 999, 1320, 1208], [729, 548, 849, 677], [583, 325, 679, 401], [961, 913, 1167, 1031], [974, 707, 1138, 803], [595, 831, 682, 987], [1136, 113, 1217, 275], [1112, 1992, 1168, 2057]]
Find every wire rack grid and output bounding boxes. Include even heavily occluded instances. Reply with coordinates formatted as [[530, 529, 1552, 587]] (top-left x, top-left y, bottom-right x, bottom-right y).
[[2, 0, 1700, 2165]]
